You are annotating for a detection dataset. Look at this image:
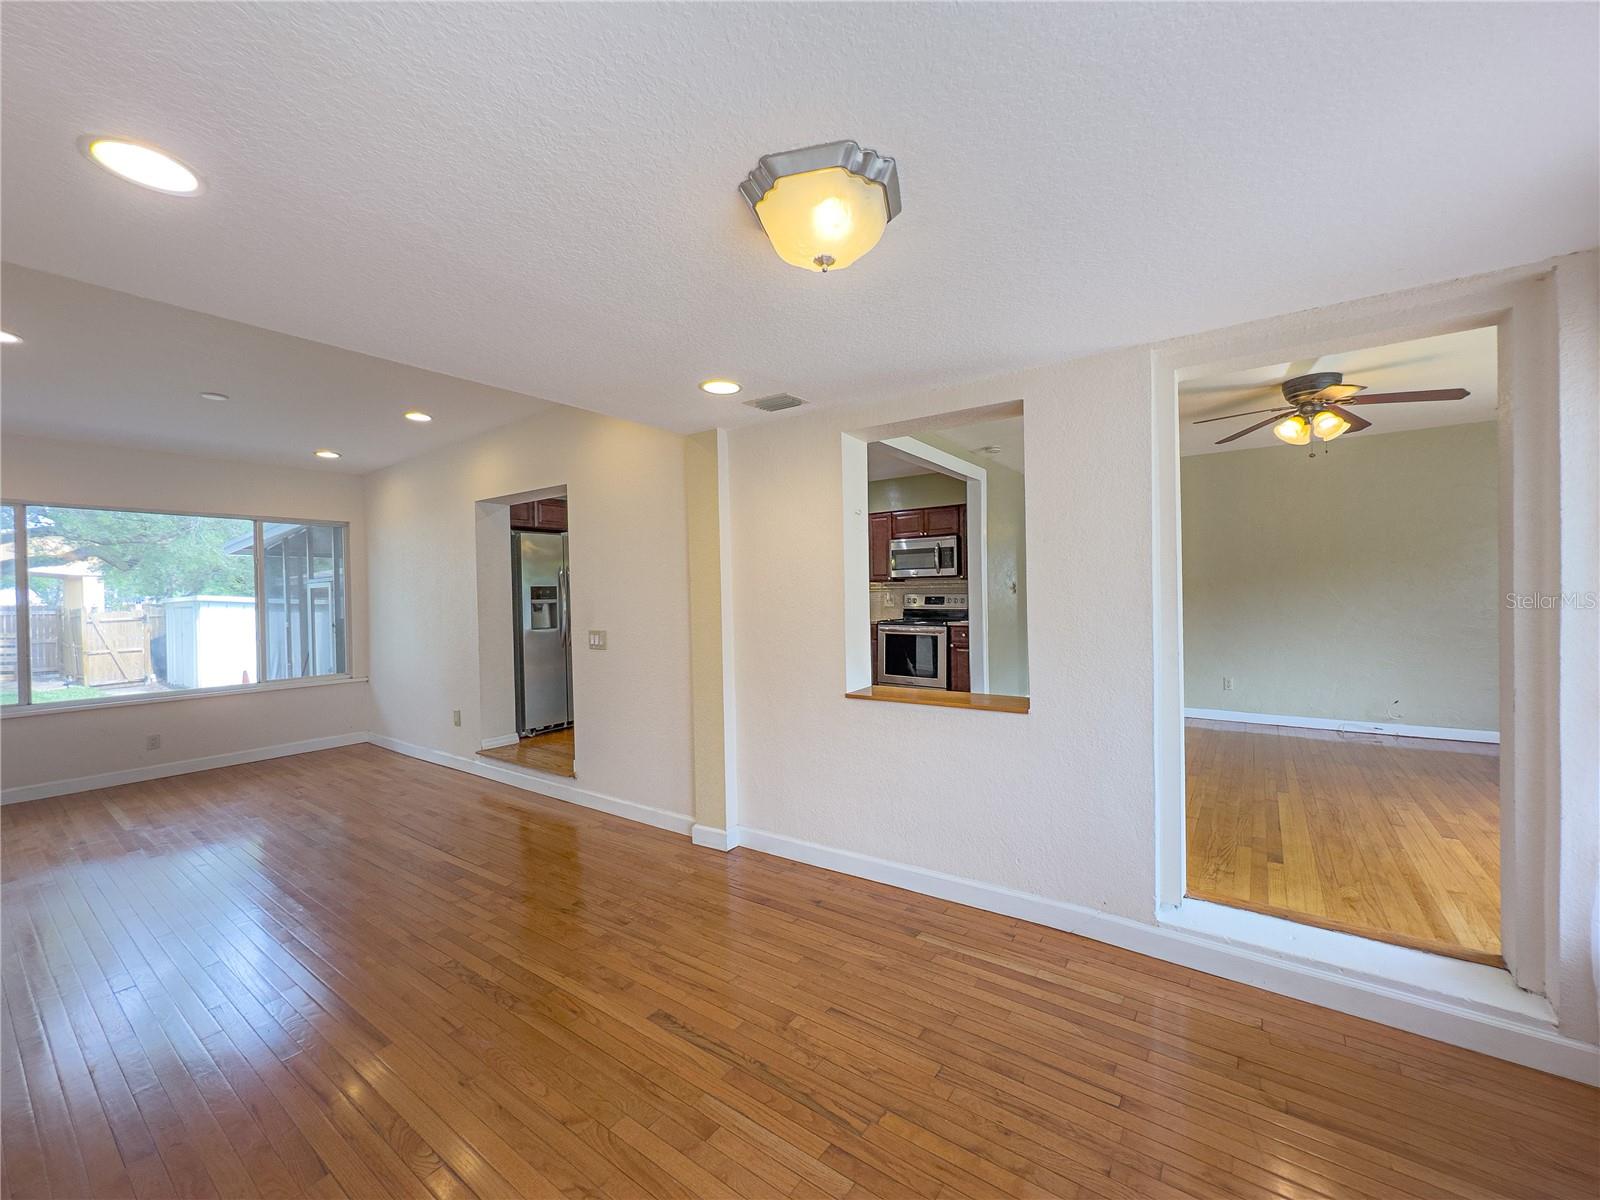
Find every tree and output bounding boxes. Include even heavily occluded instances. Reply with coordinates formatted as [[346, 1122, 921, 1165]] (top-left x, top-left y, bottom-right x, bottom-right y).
[[24, 508, 254, 606]]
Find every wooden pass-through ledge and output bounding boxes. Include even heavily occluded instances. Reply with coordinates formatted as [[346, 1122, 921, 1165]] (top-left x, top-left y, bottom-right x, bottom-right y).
[[846, 684, 1030, 713]]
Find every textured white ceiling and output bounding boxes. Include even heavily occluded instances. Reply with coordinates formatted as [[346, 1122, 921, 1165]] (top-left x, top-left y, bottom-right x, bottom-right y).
[[1178, 326, 1497, 456], [0, 266, 556, 472], [2, 2, 1596, 447]]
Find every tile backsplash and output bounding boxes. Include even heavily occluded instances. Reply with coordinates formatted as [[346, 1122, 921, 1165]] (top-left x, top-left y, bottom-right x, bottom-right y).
[[870, 580, 968, 620]]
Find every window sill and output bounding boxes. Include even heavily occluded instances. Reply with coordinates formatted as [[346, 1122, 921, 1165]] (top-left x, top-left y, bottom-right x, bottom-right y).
[[846, 686, 1029, 714], [1, 674, 368, 719]]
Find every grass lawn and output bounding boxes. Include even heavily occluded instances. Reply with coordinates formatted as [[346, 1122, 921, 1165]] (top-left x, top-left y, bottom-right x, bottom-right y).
[[2, 684, 106, 706]]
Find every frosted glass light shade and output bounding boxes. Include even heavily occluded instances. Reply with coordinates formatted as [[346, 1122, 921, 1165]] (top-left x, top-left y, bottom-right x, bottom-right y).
[[741, 141, 900, 274], [1273, 414, 1312, 445], [1312, 408, 1352, 441], [753, 167, 890, 272]]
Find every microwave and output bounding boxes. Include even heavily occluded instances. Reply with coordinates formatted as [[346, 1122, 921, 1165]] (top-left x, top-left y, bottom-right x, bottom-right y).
[[889, 534, 960, 579]]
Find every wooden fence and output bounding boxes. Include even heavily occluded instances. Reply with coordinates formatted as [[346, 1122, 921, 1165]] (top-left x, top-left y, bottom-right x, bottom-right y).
[[60, 608, 153, 686], [0, 606, 61, 680]]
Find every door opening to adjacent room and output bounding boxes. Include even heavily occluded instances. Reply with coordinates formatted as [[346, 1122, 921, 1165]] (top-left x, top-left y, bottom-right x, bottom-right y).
[[480, 490, 576, 778], [1178, 326, 1502, 964]]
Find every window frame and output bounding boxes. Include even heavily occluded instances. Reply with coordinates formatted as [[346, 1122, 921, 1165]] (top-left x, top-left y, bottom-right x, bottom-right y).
[[0, 498, 354, 714]]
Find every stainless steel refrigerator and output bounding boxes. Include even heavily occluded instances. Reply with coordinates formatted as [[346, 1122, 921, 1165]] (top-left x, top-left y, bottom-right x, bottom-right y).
[[512, 531, 572, 734]]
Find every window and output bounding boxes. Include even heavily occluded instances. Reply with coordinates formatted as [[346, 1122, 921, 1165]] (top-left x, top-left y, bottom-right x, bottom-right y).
[[261, 522, 348, 679], [1, 502, 349, 709]]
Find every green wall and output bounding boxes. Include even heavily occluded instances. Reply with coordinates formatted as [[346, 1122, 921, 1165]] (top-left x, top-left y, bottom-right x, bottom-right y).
[[868, 473, 968, 512], [1181, 421, 1498, 729]]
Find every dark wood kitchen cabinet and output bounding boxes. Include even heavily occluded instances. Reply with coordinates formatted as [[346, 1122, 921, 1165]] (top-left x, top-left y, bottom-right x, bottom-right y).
[[890, 509, 926, 538], [922, 504, 962, 535], [949, 623, 971, 692], [511, 498, 567, 532], [869, 513, 892, 582]]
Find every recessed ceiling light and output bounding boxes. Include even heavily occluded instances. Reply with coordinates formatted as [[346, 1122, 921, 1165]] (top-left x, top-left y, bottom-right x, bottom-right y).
[[404, 410, 432, 422], [314, 449, 342, 459], [81, 136, 201, 195], [0, 331, 21, 345], [199, 391, 229, 402], [700, 379, 742, 395]]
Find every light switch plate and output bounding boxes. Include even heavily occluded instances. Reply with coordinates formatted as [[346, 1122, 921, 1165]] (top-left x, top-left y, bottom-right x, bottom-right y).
[[588, 630, 607, 650]]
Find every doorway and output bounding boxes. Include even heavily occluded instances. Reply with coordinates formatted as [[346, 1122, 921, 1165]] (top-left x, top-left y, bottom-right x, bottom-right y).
[[1176, 327, 1501, 964], [480, 489, 576, 778]]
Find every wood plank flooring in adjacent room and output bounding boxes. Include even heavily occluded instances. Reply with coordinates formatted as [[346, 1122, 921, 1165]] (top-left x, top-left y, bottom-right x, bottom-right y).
[[5, 744, 1592, 1200], [1185, 718, 1502, 964], [479, 726, 576, 777]]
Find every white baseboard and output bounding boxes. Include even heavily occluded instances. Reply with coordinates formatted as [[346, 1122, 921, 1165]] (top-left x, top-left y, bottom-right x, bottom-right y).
[[0, 732, 371, 806], [479, 733, 521, 750], [734, 825, 1597, 1085], [368, 735, 693, 837], [691, 824, 739, 851], [1184, 707, 1500, 744]]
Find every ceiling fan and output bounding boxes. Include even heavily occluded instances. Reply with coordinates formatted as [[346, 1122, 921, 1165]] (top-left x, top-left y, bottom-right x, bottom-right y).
[[1195, 371, 1470, 448]]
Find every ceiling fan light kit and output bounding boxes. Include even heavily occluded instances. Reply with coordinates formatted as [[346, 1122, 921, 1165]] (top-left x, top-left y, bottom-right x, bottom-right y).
[[1201, 370, 1470, 453]]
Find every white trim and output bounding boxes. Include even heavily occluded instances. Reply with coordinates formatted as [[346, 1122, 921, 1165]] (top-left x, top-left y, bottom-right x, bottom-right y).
[[1, 732, 370, 805], [2, 673, 367, 718], [369, 735, 693, 836], [1183, 707, 1500, 744], [734, 825, 1598, 1085], [479, 733, 521, 750], [691, 823, 739, 851]]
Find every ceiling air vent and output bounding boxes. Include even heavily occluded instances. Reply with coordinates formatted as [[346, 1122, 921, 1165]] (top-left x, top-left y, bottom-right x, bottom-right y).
[[743, 392, 806, 414]]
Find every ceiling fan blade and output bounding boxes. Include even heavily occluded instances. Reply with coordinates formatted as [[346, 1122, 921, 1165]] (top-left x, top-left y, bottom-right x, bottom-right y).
[[1323, 403, 1371, 433], [1214, 414, 1285, 445], [1192, 405, 1291, 425], [1346, 388, 1470, 405]]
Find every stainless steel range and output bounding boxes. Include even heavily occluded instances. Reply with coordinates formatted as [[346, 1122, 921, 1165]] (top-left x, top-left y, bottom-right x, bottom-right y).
[[875, 593, 968, 688]]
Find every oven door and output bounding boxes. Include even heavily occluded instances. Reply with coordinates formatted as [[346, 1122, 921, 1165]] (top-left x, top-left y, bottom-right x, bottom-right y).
[[876, 624, 949, 688], [888, 535, 959, 579]]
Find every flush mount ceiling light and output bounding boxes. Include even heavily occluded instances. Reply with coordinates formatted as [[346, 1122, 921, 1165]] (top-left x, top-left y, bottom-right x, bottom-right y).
[[80, 136, 201, 195], [314, 448, 342, 459], [0, 331, 21, 345], [699, 379, 741, 395], [739, 140, 900, 273], [199, 391, 229, 402], [404, 410, 433, 422]]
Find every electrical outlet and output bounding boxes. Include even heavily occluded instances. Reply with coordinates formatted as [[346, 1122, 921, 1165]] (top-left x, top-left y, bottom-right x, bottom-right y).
[[452, 709, 462, 727], [882, 591, 895, 609], [588, 630, 607, 650], [145, 734, 161, 751], [1222, 676, 1233, 692]]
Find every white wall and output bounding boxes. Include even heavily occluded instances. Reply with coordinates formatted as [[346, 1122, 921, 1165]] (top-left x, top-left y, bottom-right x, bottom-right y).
[[0, 435, 371, 793], [364, 402, 695, 819], [1182, 421, 1498, 729], [730, 349, 1153, 918]]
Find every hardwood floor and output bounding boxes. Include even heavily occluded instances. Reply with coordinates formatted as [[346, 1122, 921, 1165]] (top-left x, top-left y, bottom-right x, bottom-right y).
[[479, 726, 576, 778], [1185, 719, 1502, 964], [4, 744, 1592, 1200]]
